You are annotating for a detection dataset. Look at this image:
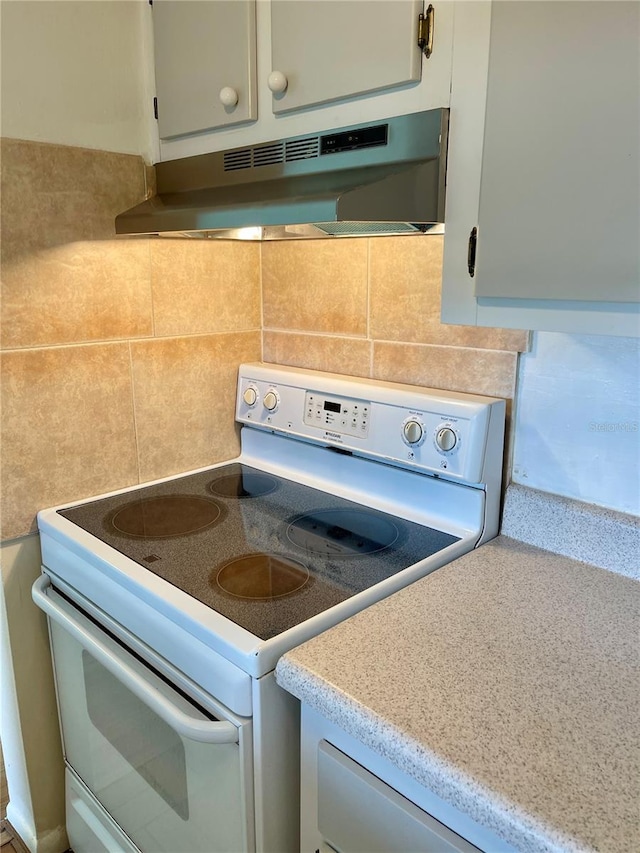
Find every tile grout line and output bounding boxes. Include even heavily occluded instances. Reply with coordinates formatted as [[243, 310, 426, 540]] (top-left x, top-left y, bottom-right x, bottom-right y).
[[0, 327, 267, 356], [253, 328, 523, 356], [259, 242, 265, 361], [147, 237, 156, 340], [127, 341, 143, 485], [367, 238, 374, 378]]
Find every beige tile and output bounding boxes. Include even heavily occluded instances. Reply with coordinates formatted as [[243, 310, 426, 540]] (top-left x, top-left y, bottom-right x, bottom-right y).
[[150, 239, 261, 337], [263, 331, 371, 377], [1, 137, 153, 348], [1, 344, 138, 539], [1, 239, 153, 348], [130, 331, 261, 482], [370, 235, 529, 351], [369, 235, 443, 342], [373, 341, 518, 400], [0, 137, 147, 258], [262, 239, 368, 335]]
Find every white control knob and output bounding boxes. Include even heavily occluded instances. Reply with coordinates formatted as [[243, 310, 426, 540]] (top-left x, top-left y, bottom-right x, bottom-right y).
[[267, 71, 288, 94], [263, 390, 279, 411], [436, 427, 457, 452], [242, 387, 257, 406], [219, 86, 239, 107], [403, 420, 424, 445]]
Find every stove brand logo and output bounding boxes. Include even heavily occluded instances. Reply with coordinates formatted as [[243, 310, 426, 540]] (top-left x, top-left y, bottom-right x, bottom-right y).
[[324, 431, 343, 442]]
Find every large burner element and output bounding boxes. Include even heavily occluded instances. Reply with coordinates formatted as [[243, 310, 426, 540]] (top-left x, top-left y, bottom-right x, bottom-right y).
[[287, 509, 399, 557], [208, 470, 277, 499], [110, 495, 225, 538], [215, 554, 310, 599]]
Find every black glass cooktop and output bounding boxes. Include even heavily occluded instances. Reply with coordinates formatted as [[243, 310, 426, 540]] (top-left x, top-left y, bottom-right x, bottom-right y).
[[59, 463, 459, 640]]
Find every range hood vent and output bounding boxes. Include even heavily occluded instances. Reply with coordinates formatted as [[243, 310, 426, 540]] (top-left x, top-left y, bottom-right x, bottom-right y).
[[116, 109, 448, 241]]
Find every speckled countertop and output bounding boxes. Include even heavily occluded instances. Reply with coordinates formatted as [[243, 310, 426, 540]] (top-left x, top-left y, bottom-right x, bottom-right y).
[[276, 522, 640, 853]]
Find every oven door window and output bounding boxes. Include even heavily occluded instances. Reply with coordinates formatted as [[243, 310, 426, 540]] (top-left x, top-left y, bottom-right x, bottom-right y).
[[82, 650, 190, 821], [48, 611, 252, 853]]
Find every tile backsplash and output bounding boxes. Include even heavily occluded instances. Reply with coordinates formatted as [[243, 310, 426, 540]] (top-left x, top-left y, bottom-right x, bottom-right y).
[[1, 138, 528, 541], [1, 138, 261, 539], [261, 236, 527, 397]]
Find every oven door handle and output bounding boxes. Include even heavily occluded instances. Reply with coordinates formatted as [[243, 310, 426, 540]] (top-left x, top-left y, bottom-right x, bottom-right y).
[[33, 575, 239, 745]]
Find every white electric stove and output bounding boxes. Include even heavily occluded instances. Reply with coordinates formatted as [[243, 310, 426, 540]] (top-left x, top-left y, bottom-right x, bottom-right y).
[[33, 363, 505, 853]]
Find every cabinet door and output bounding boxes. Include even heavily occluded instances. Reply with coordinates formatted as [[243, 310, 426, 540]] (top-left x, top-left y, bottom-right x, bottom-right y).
[[474, 1, 639, 303], [153, 0, 257, 139], [317, 741, 481, 852], [441, 1, 640, 336], [269, 0, 424, 114]]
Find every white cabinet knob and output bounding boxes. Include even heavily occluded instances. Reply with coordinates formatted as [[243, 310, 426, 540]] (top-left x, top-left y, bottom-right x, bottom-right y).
[[219, 86, 239, 107], [267, 71, 288, 94]]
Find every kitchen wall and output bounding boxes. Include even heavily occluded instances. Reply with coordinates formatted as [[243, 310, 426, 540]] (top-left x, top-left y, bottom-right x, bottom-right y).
[[513, 332, 640, 516], [259, 236, 527, 479], [1, 138, 263, 542], [261, 237, 526, 395]]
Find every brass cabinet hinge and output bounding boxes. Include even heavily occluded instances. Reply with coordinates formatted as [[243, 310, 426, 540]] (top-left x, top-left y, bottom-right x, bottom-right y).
[[468, 227, 478, 278], [418, 4, 434, 58]]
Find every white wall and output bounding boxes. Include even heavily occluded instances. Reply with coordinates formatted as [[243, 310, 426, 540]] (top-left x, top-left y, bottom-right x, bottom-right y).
[[0, 0, 157, 161], [512, 332, 640, 516], [1, 537, 68, 853]]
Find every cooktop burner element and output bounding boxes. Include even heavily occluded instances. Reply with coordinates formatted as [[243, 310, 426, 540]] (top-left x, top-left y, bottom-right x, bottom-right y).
[[109, 494, 225, 538], [208, 470, 278, 499], [286, 509, 399, 557], [215, 553, 311, 600]]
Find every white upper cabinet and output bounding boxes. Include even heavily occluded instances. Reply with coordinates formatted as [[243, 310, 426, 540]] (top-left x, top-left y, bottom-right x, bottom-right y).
[[442, 1, 640, 336], [153, 1, 453, 161], [152, 0, 257, 139], [269, 0, 423, 114]]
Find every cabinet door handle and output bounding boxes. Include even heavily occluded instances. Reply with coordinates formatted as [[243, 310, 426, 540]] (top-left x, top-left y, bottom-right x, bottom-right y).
[[467, 226, 478, 278]]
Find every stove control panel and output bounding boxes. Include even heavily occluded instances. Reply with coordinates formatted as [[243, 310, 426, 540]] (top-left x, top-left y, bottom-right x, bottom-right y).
[[303, 391, 370, 438], [236, 363, 505, 486]]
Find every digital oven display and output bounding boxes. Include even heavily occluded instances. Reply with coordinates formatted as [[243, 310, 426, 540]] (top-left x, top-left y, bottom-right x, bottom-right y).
[[324, 401, 341, 414]]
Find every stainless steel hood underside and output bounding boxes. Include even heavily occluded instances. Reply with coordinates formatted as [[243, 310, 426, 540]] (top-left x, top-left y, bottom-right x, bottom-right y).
[[116, 109, 449, 240]]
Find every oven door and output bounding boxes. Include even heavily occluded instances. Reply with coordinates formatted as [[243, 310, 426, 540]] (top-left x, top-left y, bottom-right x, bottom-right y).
[[33, 576, 254, 853]]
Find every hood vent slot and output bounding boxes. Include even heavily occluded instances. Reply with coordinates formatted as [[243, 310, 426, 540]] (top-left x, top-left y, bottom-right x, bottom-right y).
[[224, 148, 252, 171], [253, 142, 285, 168], [285, 136, 320, 162], [224, 137, 321, 172]]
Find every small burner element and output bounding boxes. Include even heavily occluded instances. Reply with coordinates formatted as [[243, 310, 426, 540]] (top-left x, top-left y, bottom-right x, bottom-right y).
[[215, 554, 310, 599], [209, 470, 277, 499], [110, 495, 224, 538], [287, 509, 399, 557]]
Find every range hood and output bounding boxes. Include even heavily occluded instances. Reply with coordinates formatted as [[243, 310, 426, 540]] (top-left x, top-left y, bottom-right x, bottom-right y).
[[116, 109, 448, 240]]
